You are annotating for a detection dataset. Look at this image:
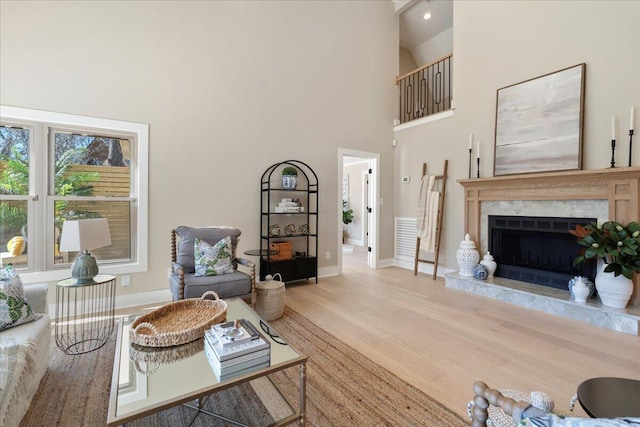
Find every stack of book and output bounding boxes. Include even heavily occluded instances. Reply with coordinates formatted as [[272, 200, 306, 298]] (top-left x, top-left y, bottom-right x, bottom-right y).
[[274, 198, 305, 213], [204, 319, 271, 381]]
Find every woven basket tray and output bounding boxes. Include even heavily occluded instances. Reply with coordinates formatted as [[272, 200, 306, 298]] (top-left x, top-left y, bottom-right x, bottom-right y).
[[129, 291, 227, 347]]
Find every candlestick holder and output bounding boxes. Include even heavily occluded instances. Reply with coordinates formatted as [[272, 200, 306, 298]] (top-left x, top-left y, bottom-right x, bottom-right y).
[[468, 148, 472, 179], [629, 130, 635, 167], [610, 139, 616, 168], [476, 157, 480, 178]]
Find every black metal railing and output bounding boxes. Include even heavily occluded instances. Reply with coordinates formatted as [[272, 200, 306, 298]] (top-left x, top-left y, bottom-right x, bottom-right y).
[[396, 54, 452, 125]]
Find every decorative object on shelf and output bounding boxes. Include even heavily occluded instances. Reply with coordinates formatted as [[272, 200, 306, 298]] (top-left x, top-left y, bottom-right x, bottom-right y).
[[59, 218, 112, 284], [494, 63, 585, 176], [268, 224, 280, 237], [284, 224, 296, 236], [275, 198, 304, 213], [480, 251, 497, 278], [269, 241, 292, 261], [295, 251, 306, 258], [282, 166, 298, 190], [570, 220, 640, 308], [456, 233, 480, 277], [570, 276, 591, 303], [298, 224, 309, 235], [567, 276, 595, 300], [473, 264, 488, 280]]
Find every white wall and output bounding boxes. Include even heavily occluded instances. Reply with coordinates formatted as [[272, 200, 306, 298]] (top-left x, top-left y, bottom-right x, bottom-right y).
[[0, 0, 398, 295], [411, 27, 453, 66], [399, 47, 418, 76], [394, 0, 640, 272]]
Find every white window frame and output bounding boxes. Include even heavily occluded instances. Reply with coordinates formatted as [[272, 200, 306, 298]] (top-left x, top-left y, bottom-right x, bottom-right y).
[[0, 105, 148, 283]]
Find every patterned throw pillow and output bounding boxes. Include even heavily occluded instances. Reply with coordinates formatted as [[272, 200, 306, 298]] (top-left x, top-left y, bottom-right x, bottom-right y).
[[0, 264, 38, 331], [194, 237, 235, 277]]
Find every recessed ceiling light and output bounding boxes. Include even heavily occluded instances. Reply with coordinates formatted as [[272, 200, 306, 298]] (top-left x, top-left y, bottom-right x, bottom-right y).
[[423, 12, 432, 20]]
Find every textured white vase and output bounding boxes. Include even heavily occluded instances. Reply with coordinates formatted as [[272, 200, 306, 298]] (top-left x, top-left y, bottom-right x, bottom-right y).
[[595, 264, 633, 308], [457, 233, 480, 277]]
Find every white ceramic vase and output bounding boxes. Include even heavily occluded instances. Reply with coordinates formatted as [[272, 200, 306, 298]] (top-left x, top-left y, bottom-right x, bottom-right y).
[[595, 264, 633, 308], [480, 252, 497, 279], [456, 233, 480, 277], [572, 277, 590, 303]]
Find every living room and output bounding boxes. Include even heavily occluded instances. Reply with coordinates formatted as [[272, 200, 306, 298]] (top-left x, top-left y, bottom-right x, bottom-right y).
[[1, 0, 639, 426]]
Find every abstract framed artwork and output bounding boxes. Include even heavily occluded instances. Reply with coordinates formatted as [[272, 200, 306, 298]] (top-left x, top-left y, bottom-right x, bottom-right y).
[[493, 63, 585, 176]]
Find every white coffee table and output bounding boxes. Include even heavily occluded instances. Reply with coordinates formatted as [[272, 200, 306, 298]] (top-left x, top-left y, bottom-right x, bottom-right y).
[[107, 298, 307, 426]]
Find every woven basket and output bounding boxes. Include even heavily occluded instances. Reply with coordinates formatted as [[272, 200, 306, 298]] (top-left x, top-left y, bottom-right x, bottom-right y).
[[129, 291, 227, 347], [255, 273, 286, 321]]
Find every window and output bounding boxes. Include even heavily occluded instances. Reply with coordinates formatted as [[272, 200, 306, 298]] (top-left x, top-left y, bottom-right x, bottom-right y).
[[0, 106, 148, 283]]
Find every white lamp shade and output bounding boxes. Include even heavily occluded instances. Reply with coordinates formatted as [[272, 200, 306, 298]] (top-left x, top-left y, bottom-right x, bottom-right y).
[[59, 218, 112, 252]]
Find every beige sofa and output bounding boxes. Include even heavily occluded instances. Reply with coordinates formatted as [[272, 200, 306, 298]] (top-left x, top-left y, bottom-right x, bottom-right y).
[[0, 283, 51, 427]]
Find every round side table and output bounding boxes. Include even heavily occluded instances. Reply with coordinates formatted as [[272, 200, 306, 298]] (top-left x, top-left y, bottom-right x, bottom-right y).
[[577, 377, 640, 418], [55, 274, 116, 355], [243, 249, 279, 258], [255, 278, 286, 321]]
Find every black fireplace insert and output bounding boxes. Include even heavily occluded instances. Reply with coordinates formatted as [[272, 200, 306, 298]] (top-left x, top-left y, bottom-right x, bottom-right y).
[[488, 215, 597, 290]]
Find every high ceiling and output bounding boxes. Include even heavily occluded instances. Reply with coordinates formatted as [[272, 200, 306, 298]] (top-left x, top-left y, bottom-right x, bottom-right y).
[[399, 0, 453, 50]]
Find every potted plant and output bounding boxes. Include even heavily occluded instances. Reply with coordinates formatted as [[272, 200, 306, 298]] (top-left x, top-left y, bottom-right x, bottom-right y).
[[342, 200, 353, 243], [570, 221, 640, 308], [282, 166, 298, 189]]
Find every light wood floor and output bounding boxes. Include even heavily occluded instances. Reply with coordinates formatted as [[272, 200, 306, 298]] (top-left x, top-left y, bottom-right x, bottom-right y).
[[285, 245, 639, 419], [123, 245, 640, 419]]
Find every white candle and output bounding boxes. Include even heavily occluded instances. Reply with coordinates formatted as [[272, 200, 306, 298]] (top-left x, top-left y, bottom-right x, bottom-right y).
[[469, 133, 473, 150], [612, 116, 616, 140], [477, 141, 480, 158], [631, 107, 635, 131]]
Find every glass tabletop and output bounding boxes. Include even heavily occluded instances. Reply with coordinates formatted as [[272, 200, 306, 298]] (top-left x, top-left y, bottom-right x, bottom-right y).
[[108, 298, 304, 426], [244, 249, 280, 257]]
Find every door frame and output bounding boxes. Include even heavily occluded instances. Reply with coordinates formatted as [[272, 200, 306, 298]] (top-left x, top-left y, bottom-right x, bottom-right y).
[[338, 148, 379, 272]]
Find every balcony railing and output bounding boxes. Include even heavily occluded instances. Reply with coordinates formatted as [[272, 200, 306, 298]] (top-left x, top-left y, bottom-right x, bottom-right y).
[[396, 54, 452, 125]]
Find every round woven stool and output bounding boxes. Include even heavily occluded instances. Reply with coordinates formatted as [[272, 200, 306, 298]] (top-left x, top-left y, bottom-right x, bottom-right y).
[[255, 275, 286, 321]]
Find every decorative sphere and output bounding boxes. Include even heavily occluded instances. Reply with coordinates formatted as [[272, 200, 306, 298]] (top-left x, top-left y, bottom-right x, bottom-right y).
[[473, 264, 488, 280]]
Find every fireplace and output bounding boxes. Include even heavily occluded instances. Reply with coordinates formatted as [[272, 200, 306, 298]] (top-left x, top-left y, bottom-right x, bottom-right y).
[[488, 215, 597, 290]]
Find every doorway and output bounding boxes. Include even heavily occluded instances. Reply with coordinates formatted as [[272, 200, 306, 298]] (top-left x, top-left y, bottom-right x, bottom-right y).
[[338, 149, 379, 273]]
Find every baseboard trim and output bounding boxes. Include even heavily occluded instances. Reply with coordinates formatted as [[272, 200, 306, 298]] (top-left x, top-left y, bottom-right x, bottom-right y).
[[318, 265, 340, 278], [393, 256, 455, 277], [378, 258, 395, 268]]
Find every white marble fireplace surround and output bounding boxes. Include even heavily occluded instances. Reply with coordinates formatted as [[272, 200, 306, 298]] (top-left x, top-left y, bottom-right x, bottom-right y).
[[450, 167, 640, 336], [478, 200, 608, 255]]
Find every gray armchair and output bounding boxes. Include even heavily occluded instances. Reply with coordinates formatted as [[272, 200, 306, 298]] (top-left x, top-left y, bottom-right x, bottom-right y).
[[169, 226, 255, 306]]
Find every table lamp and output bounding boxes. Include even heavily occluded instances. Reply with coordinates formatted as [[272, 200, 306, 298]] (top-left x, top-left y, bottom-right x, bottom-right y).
[[59, 218, 111, 284]]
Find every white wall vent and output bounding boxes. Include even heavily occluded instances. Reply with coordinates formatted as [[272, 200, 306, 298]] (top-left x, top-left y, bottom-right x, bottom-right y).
[[394, 217, 416, 259]]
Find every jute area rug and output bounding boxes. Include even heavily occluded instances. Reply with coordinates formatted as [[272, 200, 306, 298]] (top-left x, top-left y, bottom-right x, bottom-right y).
[[20, 306, 467, 426]]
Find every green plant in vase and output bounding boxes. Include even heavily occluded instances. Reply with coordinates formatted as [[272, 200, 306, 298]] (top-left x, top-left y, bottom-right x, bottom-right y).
[[570, 220, 640, 308], [282, 166, 298, 190]]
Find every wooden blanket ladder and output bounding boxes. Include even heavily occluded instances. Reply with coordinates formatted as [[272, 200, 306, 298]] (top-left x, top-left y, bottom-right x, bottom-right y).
[[414, 160, 448, 279]]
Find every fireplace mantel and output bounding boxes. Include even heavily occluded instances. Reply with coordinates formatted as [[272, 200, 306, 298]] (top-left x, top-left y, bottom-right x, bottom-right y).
[[458, 166, 640, 305]]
